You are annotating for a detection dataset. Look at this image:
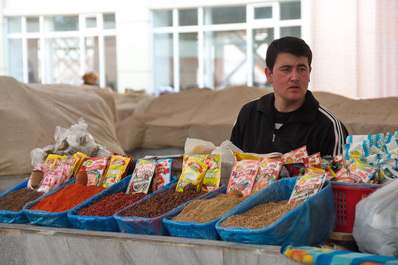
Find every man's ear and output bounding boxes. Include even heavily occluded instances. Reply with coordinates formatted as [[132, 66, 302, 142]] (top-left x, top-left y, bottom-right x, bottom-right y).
[[265, 67, 273, 83]]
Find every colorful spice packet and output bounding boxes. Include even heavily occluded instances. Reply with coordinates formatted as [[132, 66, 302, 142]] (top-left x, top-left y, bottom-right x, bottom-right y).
[[282, 146, 310, 167], [100, 155, 132, 188], [126, 159, 157, 194], [201, 154, 221, 192], [151, 158, 173, 192], [79, 156, 110, 186], [308, 152, 322, 168], [176, 157, 208, 192], [36, 156, 76, 193], [71, 152, 88, 176], [252, 158, 283, 192], [182, 154, 221, 192], [227, 160, 260, 196], [288, 174, 326, 204], [347, 158, 379, 183]]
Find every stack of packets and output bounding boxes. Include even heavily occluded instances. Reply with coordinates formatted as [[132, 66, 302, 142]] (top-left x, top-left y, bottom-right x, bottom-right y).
[[126, 154, 221, 195], [226, 146, 325, 197], [342, 131, 398, 183], [28, 153, 133, 193], [126, 158, 173, 194]]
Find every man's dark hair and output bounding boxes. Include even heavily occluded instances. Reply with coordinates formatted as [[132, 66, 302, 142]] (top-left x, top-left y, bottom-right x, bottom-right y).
[[265, 36, 312, 72]]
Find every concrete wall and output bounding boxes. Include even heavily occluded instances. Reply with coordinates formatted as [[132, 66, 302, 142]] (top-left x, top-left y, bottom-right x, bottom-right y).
[[0, 223, 302, 265]]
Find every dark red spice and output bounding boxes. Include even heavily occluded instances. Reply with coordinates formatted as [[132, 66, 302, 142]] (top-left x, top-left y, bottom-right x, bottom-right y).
[[77, 192, 147, 217], [31, 184, 105, 212]]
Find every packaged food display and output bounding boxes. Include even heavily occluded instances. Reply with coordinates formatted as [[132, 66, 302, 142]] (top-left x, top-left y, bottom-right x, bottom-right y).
[[288, 175, 326, 203], [79, 156, 110, 186], [126, 159, 157, 194], [151, 158, 172, 192], [252, 158, 283, 192], [100, 155, 132, 188], [227, 160, 260, 196], [176, 157, 208, 192]]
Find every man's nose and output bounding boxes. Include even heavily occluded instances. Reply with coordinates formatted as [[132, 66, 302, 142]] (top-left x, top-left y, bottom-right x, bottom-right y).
[[290, 69, 299, 81]]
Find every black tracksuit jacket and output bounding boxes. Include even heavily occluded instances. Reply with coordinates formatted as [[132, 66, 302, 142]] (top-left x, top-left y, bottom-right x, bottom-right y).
[[230, 91, 348, 157]]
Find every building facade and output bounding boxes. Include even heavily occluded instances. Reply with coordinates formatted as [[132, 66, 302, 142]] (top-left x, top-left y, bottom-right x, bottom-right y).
[[1, 0, 397, 98]]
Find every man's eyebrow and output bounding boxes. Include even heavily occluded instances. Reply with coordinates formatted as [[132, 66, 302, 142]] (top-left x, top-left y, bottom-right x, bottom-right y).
[[278, 64, 308, 69]]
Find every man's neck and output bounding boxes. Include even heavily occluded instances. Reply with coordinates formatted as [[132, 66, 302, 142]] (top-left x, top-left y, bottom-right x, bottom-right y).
[[274, 97, 305, 113]]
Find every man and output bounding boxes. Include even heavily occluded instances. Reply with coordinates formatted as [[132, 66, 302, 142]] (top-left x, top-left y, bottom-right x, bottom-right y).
[[230, 36, 348, 157]]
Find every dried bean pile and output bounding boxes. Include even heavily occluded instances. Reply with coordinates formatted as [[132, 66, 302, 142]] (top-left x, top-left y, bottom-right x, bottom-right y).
[[77, 192, 146, 216], [0, 188, 42, 212], [220, 200, 302, 229], [172, 194, 245, 223], [119, 184, 206, 218]]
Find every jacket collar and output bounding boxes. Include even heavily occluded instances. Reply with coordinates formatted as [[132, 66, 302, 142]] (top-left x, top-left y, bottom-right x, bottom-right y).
[[256, 90, 319, 123]]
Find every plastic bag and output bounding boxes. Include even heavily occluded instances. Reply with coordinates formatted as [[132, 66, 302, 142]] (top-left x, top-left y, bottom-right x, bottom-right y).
[[184, 138, 216, 154], [353, 179, 398, 257]]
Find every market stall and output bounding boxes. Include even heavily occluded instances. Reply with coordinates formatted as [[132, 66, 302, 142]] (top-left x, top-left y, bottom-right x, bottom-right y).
[[1, 76, 398, 264]]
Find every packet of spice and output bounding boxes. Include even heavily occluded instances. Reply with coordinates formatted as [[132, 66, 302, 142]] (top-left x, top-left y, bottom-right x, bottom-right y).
[[227, 160, 260, 196], [176, 157, 208, 192], [182, 154, 221, 192], [79, 156, 110, 186], [201, 154, 221, 192], [282, 146, 310, 168], [126, 159, 157, 194], [151, 158, 172, 192], [308, 152, 322, 168], [252, 158, 283, 192], [71, 152, 89, 176], [288, 174, 326, 204], [100, 155, 132, 188]]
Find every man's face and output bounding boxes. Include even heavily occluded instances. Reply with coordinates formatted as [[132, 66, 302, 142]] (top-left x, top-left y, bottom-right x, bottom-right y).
[[265, 52, 311, 110]]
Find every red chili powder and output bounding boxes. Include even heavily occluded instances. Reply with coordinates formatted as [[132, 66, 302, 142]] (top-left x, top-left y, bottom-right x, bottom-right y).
[[31, 184, 106, 212]]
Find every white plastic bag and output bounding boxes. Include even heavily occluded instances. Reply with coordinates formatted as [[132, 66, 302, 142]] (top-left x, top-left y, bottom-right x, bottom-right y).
[[353, 179, 398, 257], [184, 138, 216, 154]]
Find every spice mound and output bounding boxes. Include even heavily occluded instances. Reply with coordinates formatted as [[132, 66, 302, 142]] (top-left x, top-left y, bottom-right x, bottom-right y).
[[220, 200, 302, 229], [31, 184, 106, 213], [119, 184, 206, 218], [172, 194, 246, 223], [0, 189, 42, 212], [77, 192, 146, 217]]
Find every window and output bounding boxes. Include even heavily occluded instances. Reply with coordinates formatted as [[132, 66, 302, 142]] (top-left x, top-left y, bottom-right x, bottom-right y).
[[6, 13, 117, 90], [151, 1, 302, 94]]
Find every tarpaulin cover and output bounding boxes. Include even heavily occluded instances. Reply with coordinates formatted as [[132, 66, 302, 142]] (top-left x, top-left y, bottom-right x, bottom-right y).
[[67, 175, 135, 232], [162, 185, 227, 240], [215, 178, 336, 246], [0, 179, 44, 224], [23, 177, 88, 228], [114, 183, 225, 236]]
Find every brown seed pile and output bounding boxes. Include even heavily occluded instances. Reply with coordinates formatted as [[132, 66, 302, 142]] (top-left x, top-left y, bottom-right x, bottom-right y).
[[220, 200, 302, 229], [172, 194, 246, 223], [0, 188, 42, 212], [119, 184, 206, 218]]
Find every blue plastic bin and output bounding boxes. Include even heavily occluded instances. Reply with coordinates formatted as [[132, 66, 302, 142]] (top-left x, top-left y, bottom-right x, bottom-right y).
[[23, 177, 112, 228], [162, 185, 227, 240], [0, 179, 45, 224], [215, 178, 336, 246], [67, 175, 137, 232], [115, 183, 225, 236]]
